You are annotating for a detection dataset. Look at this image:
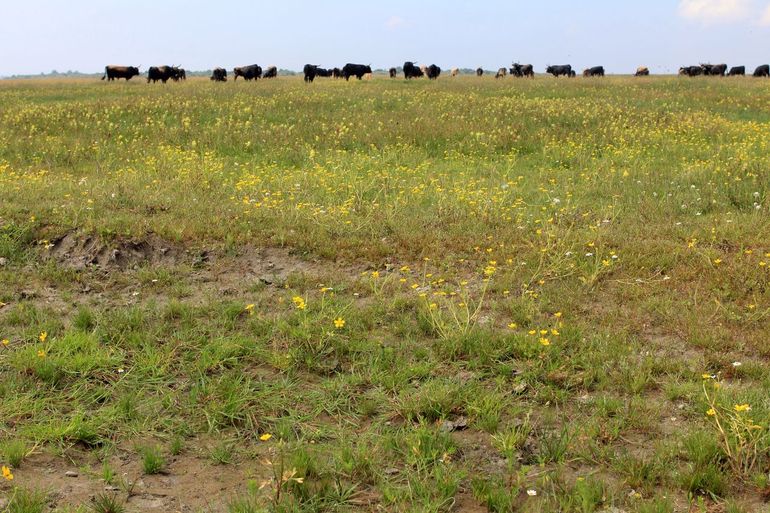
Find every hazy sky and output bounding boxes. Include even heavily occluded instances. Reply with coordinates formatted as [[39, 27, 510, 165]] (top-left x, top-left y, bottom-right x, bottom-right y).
[[2, 0, 770, 76]]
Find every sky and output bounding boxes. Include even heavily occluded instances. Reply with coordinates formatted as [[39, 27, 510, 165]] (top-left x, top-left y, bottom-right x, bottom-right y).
[[2, 0, 770, 76]]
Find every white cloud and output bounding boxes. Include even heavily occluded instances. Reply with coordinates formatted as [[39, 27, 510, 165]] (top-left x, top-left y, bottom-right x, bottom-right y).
[[678, 0, 752, 23], [385, 16, 406, 30]]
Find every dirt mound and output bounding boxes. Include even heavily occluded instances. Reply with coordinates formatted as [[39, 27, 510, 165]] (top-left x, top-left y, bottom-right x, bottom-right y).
[[46, 232, 180, 269]]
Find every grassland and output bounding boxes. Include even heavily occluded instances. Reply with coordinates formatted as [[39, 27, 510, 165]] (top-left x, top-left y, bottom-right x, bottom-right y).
[[1, 75, 770, 512]]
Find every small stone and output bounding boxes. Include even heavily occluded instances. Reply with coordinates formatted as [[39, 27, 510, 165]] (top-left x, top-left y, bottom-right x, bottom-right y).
[[440, 416, 468, 432], [104, 486, 120, 492], [0, 257, 7, 266], [65, 470, 79, 477]]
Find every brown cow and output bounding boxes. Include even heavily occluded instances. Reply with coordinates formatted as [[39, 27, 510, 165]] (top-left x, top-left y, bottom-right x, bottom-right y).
[[102, 65, 140, 81]]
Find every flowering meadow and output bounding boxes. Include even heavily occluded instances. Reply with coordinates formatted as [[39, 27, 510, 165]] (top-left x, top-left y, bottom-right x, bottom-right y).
[[1, 75, 770, 512]]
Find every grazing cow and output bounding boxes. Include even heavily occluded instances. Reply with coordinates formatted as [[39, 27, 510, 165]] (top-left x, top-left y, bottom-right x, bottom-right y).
[[753, 64, 770, 77], [635, 66, 649, 76], [101, 65, 140, 81], [147, 66, 182, 83], [263, 66, 277, 78], [316, 68, 331, 78], [331, 67, 342, 78], [679, 66, 703, 77], [342, 63, 371, 80], [679, 66, 703, 76], [476, 67, 484, 77], [583, 66, 605, 77], [728, 66, 745, 76], [403, 61, 423, 79], [210, 68, 227, 82], [175, 68, 186, 81], [426, 64, 441, 80], [233, 64, 262, 81], [389, 67, 397, 78], [303, 64, 319, 82], [451, 68, 459, 77], [495, 67, 507, 78], [702, 63, 727, 76], [546, 65, 573, 77], [510, 63, 534, 78]]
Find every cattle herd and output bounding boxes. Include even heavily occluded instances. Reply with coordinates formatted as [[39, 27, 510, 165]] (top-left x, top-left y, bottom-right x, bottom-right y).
[[101, 62, 770, 83]]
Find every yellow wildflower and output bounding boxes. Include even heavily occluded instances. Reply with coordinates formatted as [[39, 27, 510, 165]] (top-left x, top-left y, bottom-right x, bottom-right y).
[[39, 331, 47, 343], [2, 465, 12, 481], [734, 404, 751, 413], [539, 338, 551, 346], [333, 317, 345, 329], [259, 433, 272, 441], [706, 408, 716, 416]]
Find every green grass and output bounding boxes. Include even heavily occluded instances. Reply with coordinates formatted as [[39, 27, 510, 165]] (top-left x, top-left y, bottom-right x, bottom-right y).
[[1, 75, 770, 510]]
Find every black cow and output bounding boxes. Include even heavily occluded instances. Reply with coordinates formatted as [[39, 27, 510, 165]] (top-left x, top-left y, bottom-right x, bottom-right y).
[[583, 66, 605, 77], [426, 64, 441, 80], [389, 67, 397, 78], [495, 67, 507, 78], [510, 63, 534, 78], [331, 67, 342, 78], [546, 65, 572, 77], [263, 66, 278, 78], [728, 66, 745, 76], [403, 61, 423, 79], [147, 66, 182, 83], [476, 67, 483, 77], [303, 64, 319, 82], [342, 64, 371, 80], [233, 65, 262, 81], [210, 68, 227, 82], [635, 66, 650, 76], [679, 66, 703, 76], [753, 64, 770, 77], [702, 63, 727, 76], [175, 68, 186, 81], [102, 65, 140, 81]]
